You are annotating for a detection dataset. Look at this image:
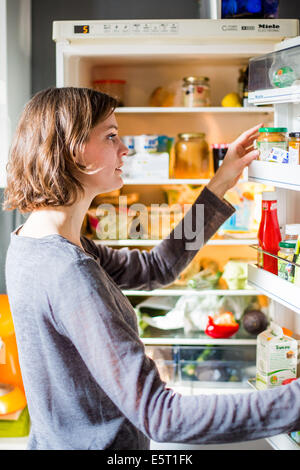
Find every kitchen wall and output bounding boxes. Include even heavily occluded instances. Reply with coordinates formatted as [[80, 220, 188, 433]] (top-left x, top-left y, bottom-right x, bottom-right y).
[[0, 0, 300, 293]]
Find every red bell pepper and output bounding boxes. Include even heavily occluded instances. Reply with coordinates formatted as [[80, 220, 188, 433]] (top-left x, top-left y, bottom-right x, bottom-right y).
[[282, 378, 297, 386], [205, 312, 239, 339]]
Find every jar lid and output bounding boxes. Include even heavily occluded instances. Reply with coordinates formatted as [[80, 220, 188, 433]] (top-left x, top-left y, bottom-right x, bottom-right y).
[[183, 76, 210, 83], [289, 132, 300, 138], [259, 127, 287, 133], [279, 241, 296, 249], [285, 224, 300, 235], [211, 143, 229, 149], [178, 133, 206, 140]]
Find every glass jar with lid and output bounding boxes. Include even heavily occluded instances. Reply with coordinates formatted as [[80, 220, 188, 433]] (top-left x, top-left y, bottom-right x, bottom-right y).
[[182, 76, 211, 107], [256, 127, 287, 161], [174, 133, 211, 179], [278, 241, 297, 282], [288, 132, 300, 165]]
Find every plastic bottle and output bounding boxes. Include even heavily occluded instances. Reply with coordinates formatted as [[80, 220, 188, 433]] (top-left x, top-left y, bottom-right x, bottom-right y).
[[257, 192, 282, 275]]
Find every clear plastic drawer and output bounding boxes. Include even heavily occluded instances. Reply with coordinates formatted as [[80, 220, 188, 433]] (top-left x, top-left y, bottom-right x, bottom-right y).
[[249, 44, 300, 92], [178, 345, 256, 383]]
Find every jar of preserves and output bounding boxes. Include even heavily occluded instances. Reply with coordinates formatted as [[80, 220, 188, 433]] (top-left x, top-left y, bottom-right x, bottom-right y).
[[278, 241, 296, 282], [211, 143, 229, 173], [256, 127, 287, 161], [174, 133, 211, 179], [288, 132, 300, 165], [92, 79, 126, 106], [182, 76, 211, 107]]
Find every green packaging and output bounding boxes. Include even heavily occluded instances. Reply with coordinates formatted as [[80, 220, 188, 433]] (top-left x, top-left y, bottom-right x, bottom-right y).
[[294, 237, 300, 287], [0, 406, 30, 438], [278, 241, 296, 283]]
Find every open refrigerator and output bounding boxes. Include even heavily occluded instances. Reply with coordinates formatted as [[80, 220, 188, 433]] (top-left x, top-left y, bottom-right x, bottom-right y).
[[51, 19, 300, 451]]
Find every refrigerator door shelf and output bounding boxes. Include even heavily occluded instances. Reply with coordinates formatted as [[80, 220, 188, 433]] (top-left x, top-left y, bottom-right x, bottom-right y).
[[248, 160, 300, 191], [248, 86, 300, 105], [248, 264, 300, 315]]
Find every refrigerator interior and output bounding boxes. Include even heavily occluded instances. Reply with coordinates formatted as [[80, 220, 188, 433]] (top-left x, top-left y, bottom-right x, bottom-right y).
[[52, 20, 300, 450]]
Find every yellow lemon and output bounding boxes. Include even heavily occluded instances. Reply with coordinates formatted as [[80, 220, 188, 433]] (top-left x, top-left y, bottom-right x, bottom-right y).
[[221, 92, 242, 107]]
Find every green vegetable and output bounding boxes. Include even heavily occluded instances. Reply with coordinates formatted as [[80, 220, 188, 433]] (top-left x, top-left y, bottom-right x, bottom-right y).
[[222, 260, 248, 290]]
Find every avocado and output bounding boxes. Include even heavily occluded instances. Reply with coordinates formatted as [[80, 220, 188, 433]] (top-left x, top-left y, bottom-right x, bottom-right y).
[[242, 310, 268, 336]]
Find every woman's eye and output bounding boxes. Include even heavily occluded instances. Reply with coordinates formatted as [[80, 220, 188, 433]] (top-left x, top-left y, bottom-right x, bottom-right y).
[[107, 133, 118, 141]]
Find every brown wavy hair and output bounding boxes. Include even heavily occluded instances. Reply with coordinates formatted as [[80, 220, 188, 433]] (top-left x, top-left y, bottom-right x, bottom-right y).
[[2, 87, 117, 213]]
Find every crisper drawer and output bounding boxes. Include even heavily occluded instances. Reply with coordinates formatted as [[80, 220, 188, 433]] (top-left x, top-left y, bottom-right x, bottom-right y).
[[178, 345, 256, 384], [145, 344, 256, 385]]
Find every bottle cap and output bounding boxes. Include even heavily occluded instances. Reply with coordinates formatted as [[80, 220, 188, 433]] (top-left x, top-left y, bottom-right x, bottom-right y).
[[289, 132, 300, 138], [262, 191, 277, 201], [259, 127, 287, 133], [279, 241, 296, 249]]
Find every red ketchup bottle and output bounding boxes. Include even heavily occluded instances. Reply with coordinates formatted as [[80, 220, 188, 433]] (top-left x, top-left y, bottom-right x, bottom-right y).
[[257, 192, 282, 275]]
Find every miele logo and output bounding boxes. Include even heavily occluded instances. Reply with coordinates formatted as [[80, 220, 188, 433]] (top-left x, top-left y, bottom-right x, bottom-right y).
[[258, 24, 280, 29]]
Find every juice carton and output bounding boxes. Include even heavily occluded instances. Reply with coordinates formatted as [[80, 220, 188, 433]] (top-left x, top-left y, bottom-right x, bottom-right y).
[[256, 322, 298, 390]]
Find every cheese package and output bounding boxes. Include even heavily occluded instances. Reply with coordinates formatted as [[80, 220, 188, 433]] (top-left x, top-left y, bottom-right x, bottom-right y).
[[256, 322, 298, 390]]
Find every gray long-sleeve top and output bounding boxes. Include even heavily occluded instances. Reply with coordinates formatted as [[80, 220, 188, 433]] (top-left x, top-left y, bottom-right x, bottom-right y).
[[5, 187, 300, 450]]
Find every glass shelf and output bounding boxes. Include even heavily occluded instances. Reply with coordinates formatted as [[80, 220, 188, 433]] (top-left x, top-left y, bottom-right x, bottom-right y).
[[115, 106, 274, 114]]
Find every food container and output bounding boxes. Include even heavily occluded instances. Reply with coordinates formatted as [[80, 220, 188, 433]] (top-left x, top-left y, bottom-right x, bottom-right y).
[[129, 205, 183, 240], [87, 207, 136, 240], [92, 79, 126, 106], [256, 127, 288, 161], [133, 135, 158, 153], [288, 132, 300, 165], [256, 322, 298, 389], [174, 133, 210, 179], [121, 136, 134, 155], [181, 76, 211, 107], [285, 224, 300, 241], [178, 345, 255, 383], [277, 241, 296, 283], [212, 144, 229, 173]]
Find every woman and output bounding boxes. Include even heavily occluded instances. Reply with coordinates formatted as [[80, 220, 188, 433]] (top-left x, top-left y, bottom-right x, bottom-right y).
[[3, 87, 300, 450]]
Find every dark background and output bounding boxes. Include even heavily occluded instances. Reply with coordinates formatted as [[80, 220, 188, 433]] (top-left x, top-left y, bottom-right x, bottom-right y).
[[1, 0, 300, 293]]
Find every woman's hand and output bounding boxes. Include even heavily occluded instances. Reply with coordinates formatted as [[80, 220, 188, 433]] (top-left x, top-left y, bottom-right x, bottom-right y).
[[207, 123, 262, 199]]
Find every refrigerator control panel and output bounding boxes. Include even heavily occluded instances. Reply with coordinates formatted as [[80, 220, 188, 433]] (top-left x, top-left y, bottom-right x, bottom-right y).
[[53, 19, 299, 42]]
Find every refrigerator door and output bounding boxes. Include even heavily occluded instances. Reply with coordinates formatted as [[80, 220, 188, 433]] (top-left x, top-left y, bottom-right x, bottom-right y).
[[248, 36, 300, 104]]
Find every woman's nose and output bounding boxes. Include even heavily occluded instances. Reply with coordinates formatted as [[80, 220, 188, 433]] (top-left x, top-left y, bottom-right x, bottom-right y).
[[119, 140, 129, 157]]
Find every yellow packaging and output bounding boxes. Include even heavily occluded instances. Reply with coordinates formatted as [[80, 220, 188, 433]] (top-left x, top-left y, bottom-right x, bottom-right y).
[[0, 339, 5, 364], [294, 236, 300, 287], [256, 322, 297, 390]]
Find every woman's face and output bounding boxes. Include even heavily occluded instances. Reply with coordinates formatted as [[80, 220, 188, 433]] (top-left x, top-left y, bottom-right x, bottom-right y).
[[79, 112, 128, 196]]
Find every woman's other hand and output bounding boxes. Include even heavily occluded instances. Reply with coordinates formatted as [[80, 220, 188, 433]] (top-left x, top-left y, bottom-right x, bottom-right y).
[[207, 123, 262, 199]]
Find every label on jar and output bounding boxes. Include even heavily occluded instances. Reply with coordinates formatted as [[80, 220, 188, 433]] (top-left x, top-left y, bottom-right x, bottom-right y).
[[278, 251, 295, 282], [288, 143, 300, 165], [257, 141, 287, 161], [183, 84, 210, 107]]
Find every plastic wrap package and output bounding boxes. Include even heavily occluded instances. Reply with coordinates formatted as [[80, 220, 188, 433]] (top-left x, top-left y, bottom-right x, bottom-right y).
[[137, 295, 259, 337]]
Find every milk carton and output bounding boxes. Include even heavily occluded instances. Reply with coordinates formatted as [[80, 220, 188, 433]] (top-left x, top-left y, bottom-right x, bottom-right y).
[[256, 322, 298, 390]]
